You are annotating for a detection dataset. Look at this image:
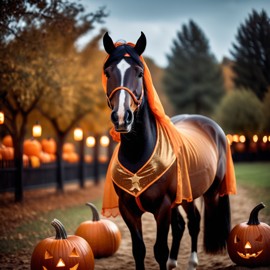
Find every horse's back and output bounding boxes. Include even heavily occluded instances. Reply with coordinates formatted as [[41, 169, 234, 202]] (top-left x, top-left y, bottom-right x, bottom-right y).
[[171, 114, 227, 197]]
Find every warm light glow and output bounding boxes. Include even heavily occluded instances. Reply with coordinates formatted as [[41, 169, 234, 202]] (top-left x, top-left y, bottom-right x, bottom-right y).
[[56, 258, 65, 267], [253, 135, 258, 143], [268, 136, 270, 142], [32, 122, 42, 137], [86, 136, 95, 147], [226, 134, 233, 145], [233, 134, 239, 143], [262, 135, 267, 143], [0, 111, 4, 124], [74, 128, 83, 141], [239, 135, 246, 143], [100, 135, 110, 147]]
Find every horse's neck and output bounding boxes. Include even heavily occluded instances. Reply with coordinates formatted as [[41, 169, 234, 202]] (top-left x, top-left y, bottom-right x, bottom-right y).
[[118, 101, 157, 173]]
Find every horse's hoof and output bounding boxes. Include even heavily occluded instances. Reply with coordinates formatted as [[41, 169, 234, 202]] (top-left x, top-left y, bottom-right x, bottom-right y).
[[187, 252, 198, 270], [166, 258, 177, 270]]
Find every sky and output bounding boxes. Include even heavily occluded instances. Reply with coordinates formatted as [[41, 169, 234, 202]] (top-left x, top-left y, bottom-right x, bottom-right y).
[[78, 0, 270, 67]]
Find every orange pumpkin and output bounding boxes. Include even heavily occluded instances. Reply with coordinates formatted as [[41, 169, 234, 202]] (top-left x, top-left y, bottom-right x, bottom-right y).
[[1, 146, 14, 160], [2, 135, 13, 147], [75, 203, 121, 258], [24, 138, 41, 157], [41, 138, 57, 154], [227, 203, 270, 267], [63, 143, 75, 153], [39, 151, 51, 163], [31, 219, 94, 270]]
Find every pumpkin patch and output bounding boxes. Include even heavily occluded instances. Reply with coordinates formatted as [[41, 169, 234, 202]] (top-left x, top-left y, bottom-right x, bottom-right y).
[[75, 202, 121, 258], [227, 202, 270, 267]]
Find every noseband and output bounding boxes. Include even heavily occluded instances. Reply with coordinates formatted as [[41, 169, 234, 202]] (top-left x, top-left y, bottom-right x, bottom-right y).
[[106, 86, 144, 110]]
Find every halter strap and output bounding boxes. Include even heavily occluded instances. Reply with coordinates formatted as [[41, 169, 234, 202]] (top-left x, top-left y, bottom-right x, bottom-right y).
[[107, 86, 144, 109]]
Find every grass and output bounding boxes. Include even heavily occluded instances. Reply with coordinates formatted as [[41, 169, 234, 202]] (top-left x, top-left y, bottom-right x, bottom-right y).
[[234, 161, 270, 217], [0, 199, 102, 254]]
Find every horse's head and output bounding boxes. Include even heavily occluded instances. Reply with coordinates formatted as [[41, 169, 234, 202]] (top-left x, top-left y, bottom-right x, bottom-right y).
[[103, 32, 147, 133]]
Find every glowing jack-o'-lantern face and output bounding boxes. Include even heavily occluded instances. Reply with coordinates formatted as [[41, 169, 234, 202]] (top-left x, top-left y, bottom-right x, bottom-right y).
[[42, 248, 80, 270], [227, 203, 270, 267], [31, 219, 94, 270]]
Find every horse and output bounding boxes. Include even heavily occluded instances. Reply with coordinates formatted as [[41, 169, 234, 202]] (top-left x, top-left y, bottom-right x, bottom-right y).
[[101, 32, 236, 270]]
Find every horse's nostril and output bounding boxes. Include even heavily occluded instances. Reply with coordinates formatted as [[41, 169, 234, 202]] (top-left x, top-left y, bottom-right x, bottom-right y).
[[111, 110, 118, 124], [125, 110, 133, 125]]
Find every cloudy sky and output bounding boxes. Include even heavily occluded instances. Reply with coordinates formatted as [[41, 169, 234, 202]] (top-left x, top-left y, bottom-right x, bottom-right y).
[[80, 0, 270, 67]]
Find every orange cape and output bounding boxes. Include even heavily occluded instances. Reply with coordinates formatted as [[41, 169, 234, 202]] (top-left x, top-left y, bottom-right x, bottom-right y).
[[101, 42, 236, 218]]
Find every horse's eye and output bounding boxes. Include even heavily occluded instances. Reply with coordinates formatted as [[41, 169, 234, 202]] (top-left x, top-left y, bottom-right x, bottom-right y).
[[138, 71, 143, 78]]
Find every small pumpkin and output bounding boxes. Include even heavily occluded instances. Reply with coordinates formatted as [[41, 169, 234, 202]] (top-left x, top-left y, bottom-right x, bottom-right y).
[[41, 137, 57, 154], [2, 135, 13, 147], [31, 219, 94, 270], [24, 138, 41, 157], [75, 202, 121, 258], [227, 202, 270, 267]]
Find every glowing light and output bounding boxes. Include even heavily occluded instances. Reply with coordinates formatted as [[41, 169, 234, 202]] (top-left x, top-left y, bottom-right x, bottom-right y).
[[253, 135, 258, 143], [74, 128, 83, 141], [32, 122, 42, 137], [262, 135, 267, 143], [86, 136, 95, 147], [226, 134, 233, 145], [100, 135, 110, 147], [0, 111, 4, 124], [239, 135, 246, 143], [233, 134, 239, 142]]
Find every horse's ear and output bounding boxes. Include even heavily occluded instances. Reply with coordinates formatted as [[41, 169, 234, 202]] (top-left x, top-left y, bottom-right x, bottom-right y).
[[134, 32, 146, 56], [103, 32, 115, 54]]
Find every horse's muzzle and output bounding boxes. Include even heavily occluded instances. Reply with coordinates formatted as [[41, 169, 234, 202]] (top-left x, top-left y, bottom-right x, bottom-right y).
[[111, 109, 134, 133]]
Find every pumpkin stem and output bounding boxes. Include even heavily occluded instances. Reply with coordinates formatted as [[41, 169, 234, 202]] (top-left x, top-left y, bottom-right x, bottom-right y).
[[86, 202, 100, 221], [51, 219, 68, 239], [247, 202, 265, 225]]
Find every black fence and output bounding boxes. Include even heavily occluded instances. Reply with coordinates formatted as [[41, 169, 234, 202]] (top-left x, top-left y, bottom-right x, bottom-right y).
[[0, 161, 108, 193]]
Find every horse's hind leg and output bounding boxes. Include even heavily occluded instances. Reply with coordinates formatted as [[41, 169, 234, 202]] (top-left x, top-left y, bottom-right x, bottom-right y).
[[167, 207, 185, 270], [182, 201, 201, 270]]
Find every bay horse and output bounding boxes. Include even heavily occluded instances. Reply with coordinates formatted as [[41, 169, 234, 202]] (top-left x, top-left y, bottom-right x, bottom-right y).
[[101, 32, 236, 270]]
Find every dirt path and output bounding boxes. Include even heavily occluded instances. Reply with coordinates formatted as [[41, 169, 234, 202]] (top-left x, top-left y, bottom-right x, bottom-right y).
[[0, 181, 269, 269]]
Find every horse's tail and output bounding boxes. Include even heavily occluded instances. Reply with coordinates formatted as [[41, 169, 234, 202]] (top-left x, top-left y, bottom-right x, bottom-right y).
[[203, 193, 231, 253]]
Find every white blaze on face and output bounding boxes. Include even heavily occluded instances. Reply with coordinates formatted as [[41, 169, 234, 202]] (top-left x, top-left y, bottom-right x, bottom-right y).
[[116, 59, 130, 125]]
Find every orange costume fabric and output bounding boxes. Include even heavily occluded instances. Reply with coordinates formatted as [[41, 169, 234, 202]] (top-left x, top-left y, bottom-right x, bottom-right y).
[[101, 42, 236, 218]]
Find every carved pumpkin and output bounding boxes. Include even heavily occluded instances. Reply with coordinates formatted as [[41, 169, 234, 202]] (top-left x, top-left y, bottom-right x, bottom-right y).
[[31, 219, 94, 270], [75, 203, 121, 258], [227, 203, 270, 267]]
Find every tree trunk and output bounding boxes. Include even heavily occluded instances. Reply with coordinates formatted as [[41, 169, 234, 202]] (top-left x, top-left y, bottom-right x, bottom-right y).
[[56, 133, 65, 192]]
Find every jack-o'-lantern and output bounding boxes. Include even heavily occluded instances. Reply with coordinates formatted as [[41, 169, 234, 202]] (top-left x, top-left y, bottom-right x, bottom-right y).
[[227, 202, 270, 267], [75, 202, 121, 258], [31, 219, 94, 270]]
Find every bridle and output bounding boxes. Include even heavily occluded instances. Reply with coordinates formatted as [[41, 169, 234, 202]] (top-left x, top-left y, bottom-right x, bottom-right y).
[[106, 86, 144, 110]]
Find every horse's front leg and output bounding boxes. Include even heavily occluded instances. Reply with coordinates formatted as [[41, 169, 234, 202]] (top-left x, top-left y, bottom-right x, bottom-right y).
[[153, 195, 172, 270], [119, 197, 146, 270]]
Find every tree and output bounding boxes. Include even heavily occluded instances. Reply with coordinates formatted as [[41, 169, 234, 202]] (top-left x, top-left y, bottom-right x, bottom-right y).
[[163, 20, 224, 116], [38, 28, 108, 191], [230, 9, 270, 101], [261, 89, 270, 132], [0, 0, 107, 201], [214, 89, 263, 135]]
